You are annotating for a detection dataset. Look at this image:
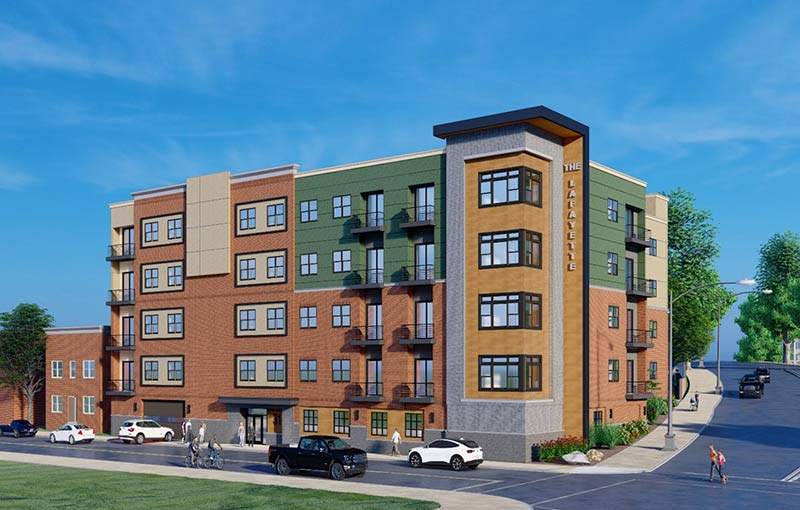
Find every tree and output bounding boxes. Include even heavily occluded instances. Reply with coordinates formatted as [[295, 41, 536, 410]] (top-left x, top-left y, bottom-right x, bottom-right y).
[[735, 232, 800, 363], [0, 304, 54, 422], [666, 189, 735, 362]]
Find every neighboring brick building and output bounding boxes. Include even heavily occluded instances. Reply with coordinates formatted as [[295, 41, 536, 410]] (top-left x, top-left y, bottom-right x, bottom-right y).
[[43, 106, 668, 462]]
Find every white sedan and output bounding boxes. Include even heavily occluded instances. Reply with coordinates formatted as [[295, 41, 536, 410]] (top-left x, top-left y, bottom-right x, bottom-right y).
[[408, 438, 484, 471], [49, 423, 95, 444], [118, 419, 174, 444]]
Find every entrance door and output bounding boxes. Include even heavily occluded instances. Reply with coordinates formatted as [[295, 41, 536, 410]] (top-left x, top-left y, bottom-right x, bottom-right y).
[[415, 243, 434, 280], [626, 309, 634, 342], [415, 359, 433, 397], [122, 271, 134, 301], [415, 301, 433, 339], [67, 396, 77, 422], [367, 303, 382, 340], [366, 248, 384, 284], [122, 227, 134, 256], [626, 359, 635, 394], [122, 316, 134, 347], [366, 192, 384, 227], [246, 414, 265, 444], [415, 186, 434, 221], [122, 360, 134, 391], [367, 359, 382, 396]]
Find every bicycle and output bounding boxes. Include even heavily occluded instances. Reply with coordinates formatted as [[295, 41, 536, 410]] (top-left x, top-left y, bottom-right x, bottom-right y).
[[203, 449, 225, 470], [184, 453, 202, 468]]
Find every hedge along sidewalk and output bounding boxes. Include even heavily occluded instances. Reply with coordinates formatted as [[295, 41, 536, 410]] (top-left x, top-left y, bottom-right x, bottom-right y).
[[1, 451, 526, 510], [589, 367, 722, 473]]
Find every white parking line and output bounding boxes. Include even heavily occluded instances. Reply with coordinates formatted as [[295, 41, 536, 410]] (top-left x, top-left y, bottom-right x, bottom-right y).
[[368, 468, 497, 483], [676, 471, 783, 483], [452, 479, 504, 492], [532, 479, 636, 506], [782, 465, 800, 482], [481, 473, 569, 494]]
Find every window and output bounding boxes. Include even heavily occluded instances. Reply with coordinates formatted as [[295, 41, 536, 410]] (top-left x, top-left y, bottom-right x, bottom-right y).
[[649, 362, 658, 380], [69, 360, 76, 379], [167, 218, 182, 240], [479, 167, 541, 207], [168, 265, 182, 287], [607, 252, 618, 275], [145, 268, 159, 288], [479, 355, 542, 391], [607, 199, 618, 222], [332, 195, 351, 218], [267, 203, 285, 227], [405, 413, 423, 438], [300, 253, 318, 275], [83, 396, 95, 415], [168, 313, 183, 334], [647, 279, 658, 295], [300, 200, 317, 222], [267, 307, 285, 331], [267, 255, 285, 279], [51, 395, 63, 413], [479, 293, 541, 330], [303, 410, 319, 432], [145, 314, 159, 334], [144, 221, 158, 242], [332, 304, 351, 328], [479, 230, 542, 269], [299, 306, 317, 328], [240, 207, 256, 230], [167, 360, 183, 381], [239, 360, 256, 382], [524, 231, 542, 267], [332, 250, 351, 273], [51, 360, 63, 378], [240, 258, 256, 281], [649, 238, 657, 256], [300, 360, 317, 382], [608, 360, 620, 382], [332, 359, 350, 382], [267, 359, 285, 382], [239, 309, 256, 331], [144, 361, 159, 381], [593, 410, 603, 426], [83, 360, 95, 379], [371, 412, 388, 436], [333, 410, 350, 435], [649, 320, 658, 339], [608, 306, 619, 328]]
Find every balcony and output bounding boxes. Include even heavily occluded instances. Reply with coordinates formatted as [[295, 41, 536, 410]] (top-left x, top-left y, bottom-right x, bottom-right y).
[[346, 382, 384, 402], [626, 277, 656, 299], [106, 334, 135, 351], [347, 325, 384, 347], [350, 212, 384, 235], [106, 289, 135, 306], [397, 265, 435, 286], [399, 206, 435, 230], [625, 380, 654, 401], [396, 382, 435, 404], [350, 269, 384, 290], [399, 324, 436, 345], [106, 379, 135, 397], [625, 225, 652, 250], [106, 243, 135, 262], [626, 329, 654, 351]]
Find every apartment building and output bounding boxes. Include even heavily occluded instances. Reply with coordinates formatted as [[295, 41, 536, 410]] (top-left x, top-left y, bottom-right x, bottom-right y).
[[37, 105, 668, 462]]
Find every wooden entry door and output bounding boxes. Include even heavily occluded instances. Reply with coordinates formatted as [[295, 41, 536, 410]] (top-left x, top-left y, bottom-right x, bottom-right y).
[[67, 396, 77, 422]]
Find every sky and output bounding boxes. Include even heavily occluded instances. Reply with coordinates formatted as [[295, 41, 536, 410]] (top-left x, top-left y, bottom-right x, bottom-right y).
[[0, 1, 798, 360]]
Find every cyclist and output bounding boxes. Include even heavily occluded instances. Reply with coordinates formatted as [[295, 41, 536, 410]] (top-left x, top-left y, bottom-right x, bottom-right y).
[[188, 437, 200, 467], [208, 434, 222, 461]]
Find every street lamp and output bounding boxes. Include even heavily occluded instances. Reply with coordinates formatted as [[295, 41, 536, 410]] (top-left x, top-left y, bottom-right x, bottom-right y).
[[715, 288, 772, 394], [664, 278, 755, 451]]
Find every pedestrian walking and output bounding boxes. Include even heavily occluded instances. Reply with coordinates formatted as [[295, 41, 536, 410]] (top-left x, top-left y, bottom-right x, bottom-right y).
[[708, 443, 722, 482], [391, 428, 402, 456], [181, 419, 187, 444], [695, 391, 700, 410], [185, 419, 193, 444], [718, 449, 728, 484], [247, 422, 255, 447], [198, 422, 206, 444], [237, 421, 245, 447]]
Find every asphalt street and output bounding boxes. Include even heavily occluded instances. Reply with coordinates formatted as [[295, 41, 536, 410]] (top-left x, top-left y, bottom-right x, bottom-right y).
[[2, 363, 799, 509]]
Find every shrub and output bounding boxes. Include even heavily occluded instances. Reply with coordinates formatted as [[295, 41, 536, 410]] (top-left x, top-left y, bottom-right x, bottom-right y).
[[589, 423, 624, 448], [537, 436, 589, 462], [622, 418, 649, 440], [646, 396, 668, 423]]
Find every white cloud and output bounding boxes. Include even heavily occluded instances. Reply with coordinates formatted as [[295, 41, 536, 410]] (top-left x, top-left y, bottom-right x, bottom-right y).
[[0, 164, 36, 191]]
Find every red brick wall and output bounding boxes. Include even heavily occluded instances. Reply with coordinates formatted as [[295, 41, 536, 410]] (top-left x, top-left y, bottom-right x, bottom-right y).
[[45, 331, 106, 432], [0, 386, 25, 424]]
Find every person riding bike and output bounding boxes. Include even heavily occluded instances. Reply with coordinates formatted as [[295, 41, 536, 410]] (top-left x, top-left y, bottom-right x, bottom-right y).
[[208, 434, 222, 461], [188, 437, 201, 466]]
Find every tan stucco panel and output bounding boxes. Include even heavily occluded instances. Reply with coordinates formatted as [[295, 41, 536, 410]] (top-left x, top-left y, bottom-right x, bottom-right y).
[[235, 250, 287, 286], [110, 202, 134, 230], [235, 198, 287, 236], [235, 302, 287, 336], [187, 171, 231, 277], [140, 356, 184, 386], [140, 213, 184, 248], [140, 308, 184, 339], [140, 261, 184, 293], [235, 354, 287, 387]]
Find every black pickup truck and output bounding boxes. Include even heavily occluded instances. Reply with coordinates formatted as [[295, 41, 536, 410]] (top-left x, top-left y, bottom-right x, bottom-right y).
[[739, 374, 764, 398], [268, 435, 368, 480], [0, 420, 38, 438]]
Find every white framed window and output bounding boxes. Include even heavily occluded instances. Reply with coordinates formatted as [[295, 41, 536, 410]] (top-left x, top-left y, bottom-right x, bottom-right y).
[[82, 396, 95, 415], [332, 304, 351, 327], [300, 306, 317, 329], [300, 253, 318, 275], [300, 200, 318, 222], [51, 360, 63, 379], [83, 360, 95, 379], [332, 195, 351, 218], [52, 395, 63, 413], [333, 250, 351, 273], [69, 360, 76, 379]]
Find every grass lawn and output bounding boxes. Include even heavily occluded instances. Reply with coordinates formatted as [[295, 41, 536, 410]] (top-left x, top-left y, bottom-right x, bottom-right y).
[[0, 461, 439, 510]]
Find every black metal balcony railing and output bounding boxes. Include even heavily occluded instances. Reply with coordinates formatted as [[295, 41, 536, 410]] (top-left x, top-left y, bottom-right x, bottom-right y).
[[400, 264, 434, 284], [106, 334, 135, 349], [107, 289, 135, 305], [626, 329, 653, 344], [351, 212, 385, 233], [625, 380, 652, 399], [400, 323, 434, 341], [625, 225, 652, 243], [107, 379, 135, 394], [350, 268, 384, 288], [348, 325, 384, 343], [626, 277, 657, 297], [107, 243, 135, 260], [400, 206, 435, 228], [346, 382, 384, 400], [398, 382, 434, 399]]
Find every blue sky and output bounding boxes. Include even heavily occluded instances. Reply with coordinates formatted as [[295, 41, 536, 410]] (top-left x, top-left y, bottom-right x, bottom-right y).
[[1, 1, 797, 360]]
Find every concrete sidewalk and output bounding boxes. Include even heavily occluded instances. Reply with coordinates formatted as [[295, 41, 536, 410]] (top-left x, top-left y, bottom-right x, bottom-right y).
[[591, 366, 722, 473], [1, 451, 526, 510]]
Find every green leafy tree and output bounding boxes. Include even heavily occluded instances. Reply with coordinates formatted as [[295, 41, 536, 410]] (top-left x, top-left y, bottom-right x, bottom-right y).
[[0, 303, 54, 422], [735, 232, 800, 363], [667, 189, 735, 362]]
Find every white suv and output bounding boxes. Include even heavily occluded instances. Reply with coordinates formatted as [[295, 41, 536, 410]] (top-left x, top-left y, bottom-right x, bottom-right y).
[[408, 438, 484, 471], [119, 420, 174, 444]]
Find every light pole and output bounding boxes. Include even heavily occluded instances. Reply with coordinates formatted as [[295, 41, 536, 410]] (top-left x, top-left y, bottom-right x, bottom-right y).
[[715, 288, 772, 394], [664, 278, 755, 451]]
